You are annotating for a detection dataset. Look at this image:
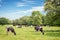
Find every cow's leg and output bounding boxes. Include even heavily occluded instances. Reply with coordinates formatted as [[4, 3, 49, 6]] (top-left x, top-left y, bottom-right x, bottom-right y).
[[40, 28, 44, 35], [14, 31, 16, 35], [6, 29, 9, 35], [11, 30, 16, 35], [35, 28, 39, 31]]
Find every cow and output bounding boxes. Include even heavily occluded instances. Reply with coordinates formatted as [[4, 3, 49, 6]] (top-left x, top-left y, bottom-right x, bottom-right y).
[[6, 26, 16, 35], [34, 25, 44, 35], [16, 25, 22, 28]]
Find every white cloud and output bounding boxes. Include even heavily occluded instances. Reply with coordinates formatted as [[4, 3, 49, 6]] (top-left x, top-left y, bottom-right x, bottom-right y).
[[31, 6, 44, 12], [22, 0, 35, 4], [22, 0, 34, 2], [0, 6, 45, 20], [16, 2, 28, 7], [17, 4, 27, 7], [26, 6, 44, 13], [16, 0, 35, 7], [17, 6, 44, 14]]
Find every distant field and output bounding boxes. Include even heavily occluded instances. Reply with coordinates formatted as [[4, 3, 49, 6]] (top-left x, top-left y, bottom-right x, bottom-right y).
[[0, 25, 60, 40]]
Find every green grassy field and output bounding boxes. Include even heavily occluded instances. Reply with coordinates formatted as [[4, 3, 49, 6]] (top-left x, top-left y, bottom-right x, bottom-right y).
[[0, 25, 60, 40]]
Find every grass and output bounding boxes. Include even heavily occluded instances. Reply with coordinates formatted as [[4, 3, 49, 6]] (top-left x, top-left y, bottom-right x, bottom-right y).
[[0, 25, 60, 40]]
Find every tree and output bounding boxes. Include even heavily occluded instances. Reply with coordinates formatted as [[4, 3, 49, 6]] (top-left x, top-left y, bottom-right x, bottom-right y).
[[31, 11, 43, 26], [13, 11, 43, 26], [0, 17, 11, 25], [44, 0, 60, 26], [13, 16, 31, 25]]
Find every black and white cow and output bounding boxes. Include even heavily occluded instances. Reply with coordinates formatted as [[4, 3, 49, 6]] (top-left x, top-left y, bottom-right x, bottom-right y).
[[35, 25, 44, 35], [6, 26, 16, 35]]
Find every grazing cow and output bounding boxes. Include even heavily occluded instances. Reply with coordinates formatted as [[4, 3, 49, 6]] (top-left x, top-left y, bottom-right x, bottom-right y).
[[35, 25, 44, 35], [6, 26, 16, 35], [16, 25, 22, 28]]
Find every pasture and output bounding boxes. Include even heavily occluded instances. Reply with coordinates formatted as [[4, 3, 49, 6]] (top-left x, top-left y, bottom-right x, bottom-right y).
[[0, 25, 60, 40]]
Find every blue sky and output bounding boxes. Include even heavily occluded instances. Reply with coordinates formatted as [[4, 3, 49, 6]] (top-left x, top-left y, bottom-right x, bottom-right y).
[[0, 0, 45, 20]]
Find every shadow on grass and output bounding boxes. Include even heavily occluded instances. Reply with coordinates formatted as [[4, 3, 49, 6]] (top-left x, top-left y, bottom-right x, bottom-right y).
[[29, 30, 60, 37], [45, 32, 60, 37], [44, 30, 60, 37], [29, 31, 44, 35], [44, 30, 60, 32]]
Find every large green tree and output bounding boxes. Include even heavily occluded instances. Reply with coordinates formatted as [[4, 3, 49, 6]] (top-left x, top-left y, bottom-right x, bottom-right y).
[[31, 11, 42, 26], [13, 11, 43, 26], [44, 0, 60, 25], [0, 17, 11, 25]]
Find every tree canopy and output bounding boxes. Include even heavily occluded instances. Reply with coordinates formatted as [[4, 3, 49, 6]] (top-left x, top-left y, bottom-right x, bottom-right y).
[[12, 11, 43, 26], [44, 0, 60, 26], [0, 17, 11, 25]]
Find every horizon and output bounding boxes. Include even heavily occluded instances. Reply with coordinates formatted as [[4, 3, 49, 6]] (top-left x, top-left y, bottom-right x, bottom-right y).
[[0, 0, 45, 20]]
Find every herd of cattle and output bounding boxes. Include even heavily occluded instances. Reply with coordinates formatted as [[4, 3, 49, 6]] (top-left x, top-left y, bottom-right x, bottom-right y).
[[6, 25, 44, 35]]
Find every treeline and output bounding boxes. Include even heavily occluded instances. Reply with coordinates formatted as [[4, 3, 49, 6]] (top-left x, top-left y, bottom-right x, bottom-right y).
[[13, 11, 42, 26], [0, 10, 60, 26], [0, 0, 60, 26], [0, 17, 11, 25], [0, 11, 42, 26]]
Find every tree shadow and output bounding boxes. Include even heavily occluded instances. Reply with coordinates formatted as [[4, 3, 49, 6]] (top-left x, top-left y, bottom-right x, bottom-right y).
[[29, 31, 44, 35], [29, 30, 60, 37], [44, 30, 60, 37], [45, 32, 60, 37], [44, 30, 60, 32]]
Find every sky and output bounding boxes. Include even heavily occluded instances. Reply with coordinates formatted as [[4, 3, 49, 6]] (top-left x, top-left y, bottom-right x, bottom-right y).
[[0, 0, 45, 20]]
